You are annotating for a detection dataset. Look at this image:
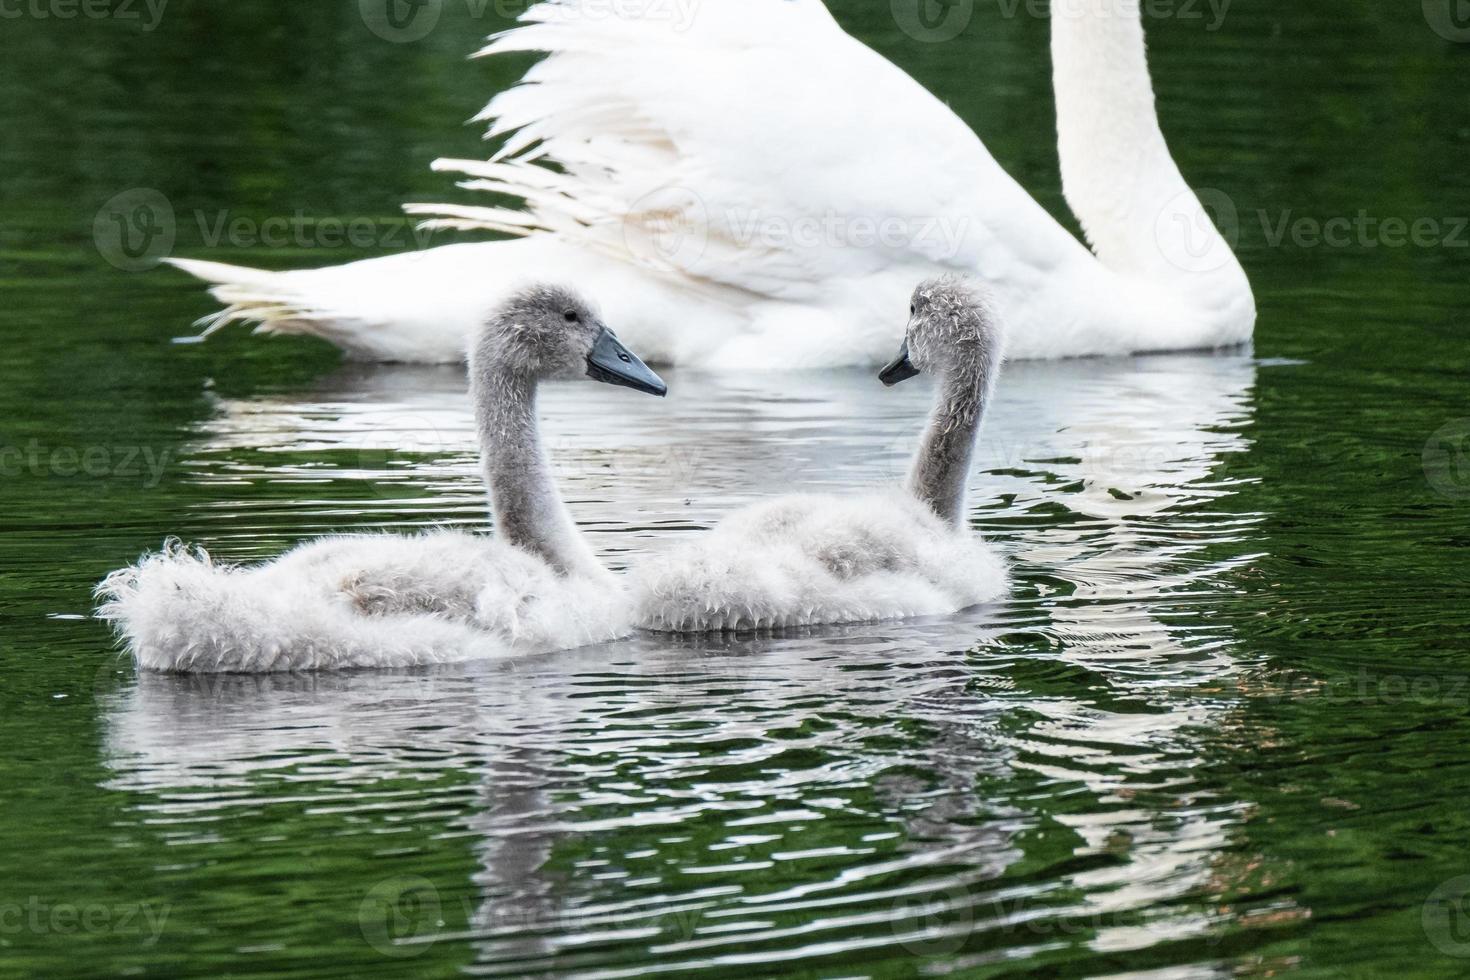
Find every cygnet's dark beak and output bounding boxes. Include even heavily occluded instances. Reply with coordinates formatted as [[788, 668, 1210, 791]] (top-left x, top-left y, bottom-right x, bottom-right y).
[[586, 328, 668, 397], [879, 340, 921, 387]]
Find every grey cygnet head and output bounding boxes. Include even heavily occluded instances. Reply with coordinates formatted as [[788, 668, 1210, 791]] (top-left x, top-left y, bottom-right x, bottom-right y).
[[473, 284, 667, 396], [880, 277, 1003, 387]]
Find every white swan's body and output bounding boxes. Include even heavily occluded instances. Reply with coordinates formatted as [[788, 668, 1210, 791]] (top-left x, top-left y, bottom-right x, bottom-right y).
[[97, 286, 667, 672], [171, 0, 1253, 368], [634, 278, 1008, 632]]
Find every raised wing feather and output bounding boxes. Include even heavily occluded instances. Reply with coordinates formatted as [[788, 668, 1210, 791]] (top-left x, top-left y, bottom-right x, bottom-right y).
[[409, 0, 1010, 303]]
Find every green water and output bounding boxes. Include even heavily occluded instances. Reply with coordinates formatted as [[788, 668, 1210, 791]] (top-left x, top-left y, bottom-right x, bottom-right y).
[[3, 1, 1470, 977]]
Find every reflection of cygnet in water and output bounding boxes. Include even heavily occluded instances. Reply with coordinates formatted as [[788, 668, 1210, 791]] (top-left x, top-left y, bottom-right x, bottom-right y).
[[97, 285, 666, 672]]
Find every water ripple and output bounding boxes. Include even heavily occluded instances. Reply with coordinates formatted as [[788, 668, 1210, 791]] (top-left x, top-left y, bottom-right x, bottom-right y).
[[93, 355, 1267, 975]]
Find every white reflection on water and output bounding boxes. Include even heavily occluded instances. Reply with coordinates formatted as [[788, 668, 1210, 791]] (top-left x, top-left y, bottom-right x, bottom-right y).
[[101, 354, 1267, 972]]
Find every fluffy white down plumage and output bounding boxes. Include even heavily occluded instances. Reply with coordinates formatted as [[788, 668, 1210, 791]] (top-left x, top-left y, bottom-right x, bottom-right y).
[[97, 276, 1012, 669], [631, 492, 1007, 633], [95, 533, 628, 673]]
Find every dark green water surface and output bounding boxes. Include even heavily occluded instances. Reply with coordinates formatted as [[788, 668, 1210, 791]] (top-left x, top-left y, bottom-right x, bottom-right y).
[[2, 1, 1469, 977]]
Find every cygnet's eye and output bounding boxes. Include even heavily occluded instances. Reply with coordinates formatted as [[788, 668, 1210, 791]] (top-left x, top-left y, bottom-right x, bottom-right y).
[[564, 310, 579, 323]]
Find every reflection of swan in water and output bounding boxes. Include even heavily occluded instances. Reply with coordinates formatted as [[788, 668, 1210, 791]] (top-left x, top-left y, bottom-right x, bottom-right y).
[[99, 352, 1279, 965]]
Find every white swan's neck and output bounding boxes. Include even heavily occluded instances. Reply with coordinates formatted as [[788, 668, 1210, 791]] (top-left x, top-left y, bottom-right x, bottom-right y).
[[909, 360, 998, 528], [474, 369, 605, 580], [1052, 0, 1250, 304]]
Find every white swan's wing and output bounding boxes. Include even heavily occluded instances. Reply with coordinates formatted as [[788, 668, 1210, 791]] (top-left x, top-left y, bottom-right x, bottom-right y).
[[407, 0, 1142, 364], [412, 0, 1012, 305]]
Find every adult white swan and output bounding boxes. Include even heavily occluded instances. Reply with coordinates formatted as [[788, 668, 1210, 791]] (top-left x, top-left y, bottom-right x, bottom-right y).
[[170, 0, 1253, 368], [632, 277, 1009, 631], [97, 285, 668, 672]]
